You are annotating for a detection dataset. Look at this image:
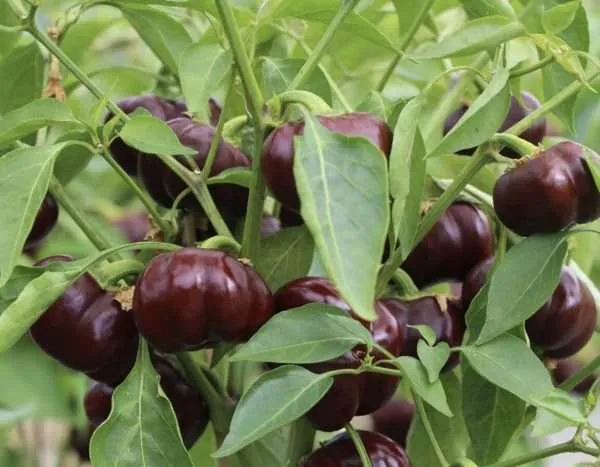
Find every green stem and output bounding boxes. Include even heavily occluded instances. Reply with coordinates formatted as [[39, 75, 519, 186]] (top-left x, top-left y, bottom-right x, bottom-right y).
[[176, 353, 234, 438], [296, 38, 353, 112], [99, 148, 173, 236], [415, 396, 449, 467], [559, 353, 600, 393], [158, 156, 233, 238], [7, 0, 28, 18], [49, 177, 116, 253], [506, 72, 600, 137], [376, 0, 435, 92], [485, 441, 598, 467], [509, 55, 555, 78], [376, 149, 493, 295], [96, 259, 145, 284], [391, 269, 420, 296], [26, 19, 127, 121], [202, 75, 236, 179], [200, 235, 242, 254], [491, 133, 539, 156], [345, 423, 372, 467], [289, 0, 361, 91], [214, 0, 266, 261]]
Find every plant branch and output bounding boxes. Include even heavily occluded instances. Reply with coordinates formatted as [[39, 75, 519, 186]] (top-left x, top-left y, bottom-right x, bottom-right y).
[[26, 17, 127, 121], [214, 0, 266, 261], [345, 423, 372, 467], [377, 0, 435, 92], [288, 0, 361, 91], [49, 177, 116, 253], [415, 396, 449, 466], [99, 148, 173, 236], [506, 71, 600, 137], [509, 55, 555, 78], [485, 441, 598, 467]]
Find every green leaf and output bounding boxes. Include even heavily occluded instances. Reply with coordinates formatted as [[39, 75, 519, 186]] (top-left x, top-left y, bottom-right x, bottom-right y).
[[53, 131, 95, 186], [120, 6, 193, 73], [294, 113, 389, 321], [207, 167, 252, 189], [230, 304, 372, 364], [408, 372, 469, 467], [389, 98, 427, 253], [408, 324, 437, 347], [412, 16, 524, 59], [0, 266, 46, 314], [0, 99, 83, 148], [462, 360, 527, 464], [269, 0, 398, 52], [462, 334, 554, 404], [213, 366, 333, 457], [477, 232, 569, 344], [0, 3, 19, 60], [0, 337, 72, 420], [535, 390, 586, 425], [260, 57, 332, 104], [179, 43, 233, 120], [417, 341, 451, 383], [429, 70, 510, 158], [461, 0, 517, 18], [542, 1, 581, 35], [90, 341, 193, 467], [254, 226, 314, 292], [0, 144, 69, 287], [391, 1, 427, 42], [393, 357, 452, 416], [120, 114, 196, 157], [0, 42, 44, 116]]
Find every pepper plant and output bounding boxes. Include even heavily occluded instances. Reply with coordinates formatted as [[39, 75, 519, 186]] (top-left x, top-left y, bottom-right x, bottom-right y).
[[1, 0, 600, 466]]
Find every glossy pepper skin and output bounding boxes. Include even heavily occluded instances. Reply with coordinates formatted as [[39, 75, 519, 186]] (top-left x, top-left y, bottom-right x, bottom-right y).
[[301, 430, 411, 467], [83, 355, 210, 448], [274, 277, 403, 431], [372, 400, 415, 448], [493, 142, 600, 236], [138, 118, 251, 215], [106, 96, 186, 175], [162, 118, 250, 214], [552, 360, 596, 396], [444, 92, 546, 158], [25, 194, 59, 249], [30, 256, 139, 385], [463, 260, 597, 359], [401, 202, 493, 288], [262, 113, 393, 210], [133, 248, 275, 353], [379, 296, 465, 372]]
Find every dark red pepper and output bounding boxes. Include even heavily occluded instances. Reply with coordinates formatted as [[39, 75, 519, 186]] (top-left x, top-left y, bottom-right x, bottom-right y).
[[463, 260, 597, 359], [372, 400, 415, 448], [262, 113, 393, 210], [493, 142, 600, 236], [25, 194, 59, 249], [443, 92, 546, 158], [401, 202, 493, 288], [274, 277, 403, 431], [378, 296, 464, 372], [106, 96, 186, 175], [133, 248, 275, 353], [29, 256, 139, 385], [301, 430, 411, 467], [138, 118, 251, 216], [83, 355, 209, 448]]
